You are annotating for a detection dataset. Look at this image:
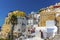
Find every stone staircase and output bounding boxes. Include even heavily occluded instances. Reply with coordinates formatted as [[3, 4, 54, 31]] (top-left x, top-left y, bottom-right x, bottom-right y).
[[49, 34, 60, 40], [58, 27, 60, 34]]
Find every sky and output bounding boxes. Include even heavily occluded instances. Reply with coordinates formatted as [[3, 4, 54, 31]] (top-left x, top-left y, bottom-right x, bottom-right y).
[[0, 0, 60, 27]]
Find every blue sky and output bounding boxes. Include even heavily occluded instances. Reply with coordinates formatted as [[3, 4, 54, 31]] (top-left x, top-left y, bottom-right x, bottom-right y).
[[0, 0, 60, 27]]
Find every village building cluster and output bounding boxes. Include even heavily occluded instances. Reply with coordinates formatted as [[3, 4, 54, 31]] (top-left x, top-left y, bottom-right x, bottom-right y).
[[1, 3, 60, 40]]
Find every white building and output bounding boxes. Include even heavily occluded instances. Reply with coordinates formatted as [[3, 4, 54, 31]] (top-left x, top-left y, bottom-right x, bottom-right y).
[[29, 12, 58, 39], [14, 17, 27, 33], [28, 12, 40, 27]]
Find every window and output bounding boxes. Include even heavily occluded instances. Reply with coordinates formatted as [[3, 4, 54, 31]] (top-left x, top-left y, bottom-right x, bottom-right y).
[[22, 22, 26, 26], [18, 29, 20, 31], [22, 18, 24, 19]]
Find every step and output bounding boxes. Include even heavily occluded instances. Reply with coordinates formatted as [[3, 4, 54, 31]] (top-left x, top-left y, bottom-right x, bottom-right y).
[[50, 34, 60, 40]]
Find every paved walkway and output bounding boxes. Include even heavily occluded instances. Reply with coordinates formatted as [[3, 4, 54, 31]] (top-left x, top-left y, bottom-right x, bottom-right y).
[[25, 37, 44, 40], [49, 34, 60, 40]]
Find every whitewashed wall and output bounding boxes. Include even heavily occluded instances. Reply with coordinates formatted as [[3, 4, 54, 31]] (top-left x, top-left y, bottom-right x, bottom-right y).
[[14, 17, 27, 33], [46, 20, 55, 27]]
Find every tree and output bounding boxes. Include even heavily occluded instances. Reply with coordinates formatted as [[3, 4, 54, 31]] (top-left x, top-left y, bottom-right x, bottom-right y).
[[10, 14, 17, 40], [17, 11, 25, 17]]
